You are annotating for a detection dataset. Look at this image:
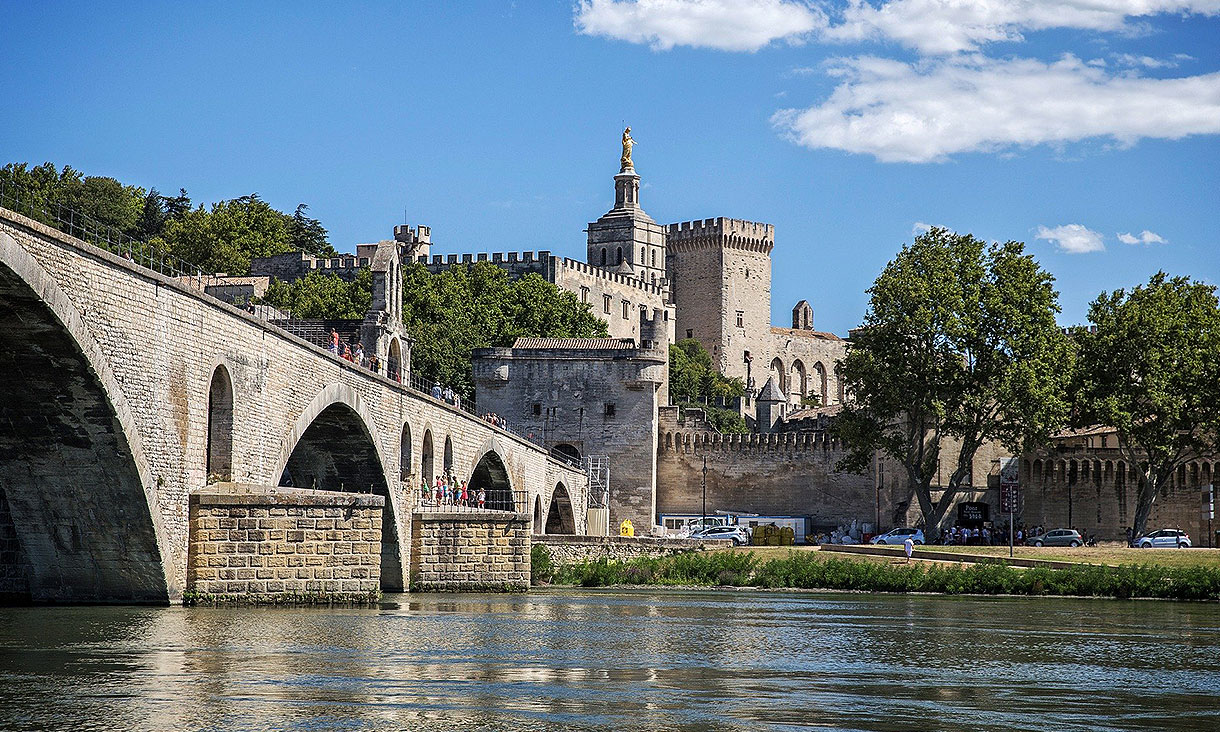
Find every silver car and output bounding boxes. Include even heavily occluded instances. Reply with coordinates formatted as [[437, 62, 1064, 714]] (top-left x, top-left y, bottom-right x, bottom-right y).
[[1137, 528, 1191, 548], [690, 525, 749, 546], [1029, 529, 1082, 547]]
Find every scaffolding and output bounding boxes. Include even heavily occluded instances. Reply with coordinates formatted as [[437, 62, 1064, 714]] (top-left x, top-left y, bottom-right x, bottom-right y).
[[582, 455, 610, 510]]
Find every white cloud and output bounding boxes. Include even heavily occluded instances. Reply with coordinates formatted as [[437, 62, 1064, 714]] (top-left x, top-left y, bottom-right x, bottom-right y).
[[1118, 229, 1168, 244], [1036, 224, 1106, 254], [573, 0, 824, 52], [771, 54, 1220, 162], [1114, 52, 1194, 68], [824, 1, 1220, 56], [912, 221, 933, 234], [575, 1, 1220, 56]]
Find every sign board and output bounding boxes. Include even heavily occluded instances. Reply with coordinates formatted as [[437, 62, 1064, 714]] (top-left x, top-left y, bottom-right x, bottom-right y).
[[999, 458, 1020, 514]]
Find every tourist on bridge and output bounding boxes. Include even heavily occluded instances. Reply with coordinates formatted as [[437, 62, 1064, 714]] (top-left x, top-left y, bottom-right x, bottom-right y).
[[329, 328, 340, 354], [353, 342, 365, 367], [459, 480, 469, 507], [431, 382, 443, 400], [477, 488, 486, 510], [443, 385, 455, 405]]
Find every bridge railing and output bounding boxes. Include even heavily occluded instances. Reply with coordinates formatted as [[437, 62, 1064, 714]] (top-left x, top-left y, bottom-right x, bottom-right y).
[[414, 487, 530, 515], [0, 178, 207, 287]]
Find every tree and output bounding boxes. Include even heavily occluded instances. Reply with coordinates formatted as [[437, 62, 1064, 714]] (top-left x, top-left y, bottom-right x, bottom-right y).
[[156, 194, 294, 274], [401, 263, 608, 401], [832, 228, 1071, 539], [1073, 272, 1220, 539], [258, 268, 373, 319], [669, 338, 748, 433], [288, 203, 336, 257], [135, 188, 166, 240]]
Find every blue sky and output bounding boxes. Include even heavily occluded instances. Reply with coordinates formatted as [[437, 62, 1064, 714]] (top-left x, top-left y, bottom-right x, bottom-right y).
[[2, 1, 1217, 335]]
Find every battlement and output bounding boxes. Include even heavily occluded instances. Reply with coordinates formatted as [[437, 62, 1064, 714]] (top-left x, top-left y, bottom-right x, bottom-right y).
[[661, 429, 843, 453], [559, 257, 668, 297], [665, 217, 774, 254], [416, 250, 553, 267], [393, 224, 431, 245]]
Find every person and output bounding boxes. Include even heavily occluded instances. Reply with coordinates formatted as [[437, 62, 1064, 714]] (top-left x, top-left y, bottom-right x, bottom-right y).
[[904, 535, 915, 563], [342, 343, 353, 362], [443, 385, 455, 405], [1126, 526, 1134, 547], [431, 382, 443, 400], [477, 488, 486, 509], [459, 480, 469, 507], [353, 342, 365, 367], [329, 329, 340, 354], [369, 354, 380, 374]]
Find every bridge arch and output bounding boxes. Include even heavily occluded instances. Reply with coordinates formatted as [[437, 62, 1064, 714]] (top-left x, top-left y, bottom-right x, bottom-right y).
[[0, 232, 174, 602], [274, 382, 404, 591], [533, 494, 543, 533], [468, 439, 515, 511], [421, 427, 435, 486], [399, 422, 412, 481], [545, 483, 576, 535]]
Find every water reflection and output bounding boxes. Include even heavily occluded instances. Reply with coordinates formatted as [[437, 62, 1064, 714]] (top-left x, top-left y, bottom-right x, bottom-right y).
[[1, 590, 1218, 731]]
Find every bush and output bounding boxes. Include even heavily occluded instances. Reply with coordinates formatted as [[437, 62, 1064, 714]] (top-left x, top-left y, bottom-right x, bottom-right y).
[[530, 544, 554, 585]]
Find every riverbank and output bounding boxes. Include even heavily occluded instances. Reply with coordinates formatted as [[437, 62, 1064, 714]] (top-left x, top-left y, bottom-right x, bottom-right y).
[[533, 547, 1220, 601]]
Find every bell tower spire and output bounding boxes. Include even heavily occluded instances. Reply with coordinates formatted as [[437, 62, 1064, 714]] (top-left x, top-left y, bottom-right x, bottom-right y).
[[586, 127, 668, 294]]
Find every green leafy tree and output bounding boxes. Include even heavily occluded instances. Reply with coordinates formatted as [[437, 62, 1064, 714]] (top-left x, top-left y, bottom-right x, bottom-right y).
[[1, 163, 145, 236], [258, 268, 373, 319], [669, 338, 747, 433], [156, 194, 293, 274], [135, 188, 166, 240], [1073, 272, 1220, 540], [288, 203, 336, 256], [401, 263, 608, 400], [833, 228, 1071, 540], [163, 188, 192, 220]]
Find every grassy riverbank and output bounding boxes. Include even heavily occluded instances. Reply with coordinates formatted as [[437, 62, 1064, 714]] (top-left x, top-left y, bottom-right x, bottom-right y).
[[534, 548, 1220, 601]]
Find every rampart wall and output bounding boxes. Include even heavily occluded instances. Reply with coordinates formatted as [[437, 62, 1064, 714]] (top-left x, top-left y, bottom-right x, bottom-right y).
[[409, 512, 530, 591]]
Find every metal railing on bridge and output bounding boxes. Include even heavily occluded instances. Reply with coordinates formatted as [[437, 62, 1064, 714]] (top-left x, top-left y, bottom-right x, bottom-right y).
[[0, 178, 208, 287], [414, 487, 528, 514]]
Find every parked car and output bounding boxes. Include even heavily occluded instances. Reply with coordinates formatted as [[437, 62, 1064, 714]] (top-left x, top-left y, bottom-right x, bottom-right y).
[[871, 527, 924, 545], [690, 525, 750, 545], [1029, 529, 1082, 547], [1136, 528, 1191, 549]]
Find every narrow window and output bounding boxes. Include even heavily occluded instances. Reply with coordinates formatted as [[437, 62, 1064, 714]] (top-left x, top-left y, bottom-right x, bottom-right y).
[[580, 286, 589, 304], [686, 329, 693, 339], [736, 311, 744, 328], [533, 403, 542, 416], [640, 246, 645, 262], [616, 247, 623, 264], [603, 294, 611, 314], [622, 300, 629, 319], [604, 403, 616, 417], [600, 248, 607, 266], [651, 250, 656, 267]]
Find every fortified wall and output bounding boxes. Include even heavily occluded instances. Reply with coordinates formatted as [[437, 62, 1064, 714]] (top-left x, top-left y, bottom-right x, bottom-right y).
[[655, 407, 876, 529], [1021, 449, 1215, 542]]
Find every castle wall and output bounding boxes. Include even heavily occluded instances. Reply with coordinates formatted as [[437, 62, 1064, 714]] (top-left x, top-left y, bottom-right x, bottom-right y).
[[251, 250, 372, 283], [473, 339, 666, 530], [554, 258, 673, 342], [1020, 451, 1215, 542], [766, 329, 848, 407]]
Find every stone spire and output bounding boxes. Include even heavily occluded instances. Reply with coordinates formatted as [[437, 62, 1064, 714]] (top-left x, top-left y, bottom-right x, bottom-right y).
[[586, 127, 668, 293]]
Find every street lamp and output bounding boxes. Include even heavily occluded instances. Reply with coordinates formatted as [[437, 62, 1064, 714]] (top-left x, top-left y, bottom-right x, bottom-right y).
[[701, 453, 707, 530]]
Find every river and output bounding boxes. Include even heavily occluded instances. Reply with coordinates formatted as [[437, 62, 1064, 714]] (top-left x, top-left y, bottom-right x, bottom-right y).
[[1, 589, 1217, 731]]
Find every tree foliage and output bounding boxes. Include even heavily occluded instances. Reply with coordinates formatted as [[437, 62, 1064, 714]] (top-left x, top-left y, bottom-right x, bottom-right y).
[[153, 194, 294, 275], [259, 268, 373, 319], [833, 227, 1071, 539], [288, 203, 336, 257], [669, 338, 745, 403], [401, 263, 609, 401], [1073, 272, 1220, 538]]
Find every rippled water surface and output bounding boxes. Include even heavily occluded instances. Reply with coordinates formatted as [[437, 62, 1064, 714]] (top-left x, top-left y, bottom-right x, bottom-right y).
[[1, 589, 1218, 731]]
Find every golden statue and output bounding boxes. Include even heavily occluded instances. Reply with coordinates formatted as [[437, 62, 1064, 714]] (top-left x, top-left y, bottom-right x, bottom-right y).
[[620, 126, 636, 171]]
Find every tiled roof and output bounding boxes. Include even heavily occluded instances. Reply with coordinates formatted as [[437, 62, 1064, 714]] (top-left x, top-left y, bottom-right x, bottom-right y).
[[770, 326, 844, 341], [785, 403, 843, 421], [512, 337, 637, 350]]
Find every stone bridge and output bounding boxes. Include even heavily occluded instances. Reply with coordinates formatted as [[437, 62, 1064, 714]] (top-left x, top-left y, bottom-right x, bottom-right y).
[[0, 206, 587, 603]]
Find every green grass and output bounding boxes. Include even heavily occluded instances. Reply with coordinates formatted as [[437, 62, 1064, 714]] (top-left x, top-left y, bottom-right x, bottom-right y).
[[852, 544, 1220, 569], [548, 550, 1220, 601]]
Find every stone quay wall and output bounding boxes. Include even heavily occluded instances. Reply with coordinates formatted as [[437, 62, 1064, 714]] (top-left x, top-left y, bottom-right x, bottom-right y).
[[186, 486, 384, 603], [533, 535, 732, 565], [410, 512, 530, 592]]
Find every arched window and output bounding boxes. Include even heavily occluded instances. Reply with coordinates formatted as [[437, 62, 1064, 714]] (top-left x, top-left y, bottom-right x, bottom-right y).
[[616, 247, 623, 265], [814, 362, 828, 405], [399, 423, 412, 480], [443, 435, 454, 476], [207, 366, 234, 481], [421, 430, 434, 485], [651, 250, 656, 267], [600, 248, 607, 266], [640, 246, 645, 262]]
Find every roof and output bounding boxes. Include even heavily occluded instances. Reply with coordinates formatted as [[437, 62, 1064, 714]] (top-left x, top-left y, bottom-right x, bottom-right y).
[[785, 403, 843, 421], [1052, 425, 1117, 439], [770, 326, 844, 341], [756, 378, 785, 400], [512, 337, 637, 351]]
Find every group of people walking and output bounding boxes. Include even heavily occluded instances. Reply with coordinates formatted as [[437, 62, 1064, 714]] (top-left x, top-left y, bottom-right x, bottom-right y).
[[421, 474, 485, 509]]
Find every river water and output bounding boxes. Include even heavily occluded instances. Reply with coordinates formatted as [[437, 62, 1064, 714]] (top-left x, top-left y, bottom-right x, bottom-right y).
[[1, 589, 1217, 731]]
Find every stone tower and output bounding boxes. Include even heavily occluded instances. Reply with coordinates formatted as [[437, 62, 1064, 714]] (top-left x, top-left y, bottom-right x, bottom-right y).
[[586, 136, 669, 292], [665, 217, 775, 388], [755, 375, 786, 433]]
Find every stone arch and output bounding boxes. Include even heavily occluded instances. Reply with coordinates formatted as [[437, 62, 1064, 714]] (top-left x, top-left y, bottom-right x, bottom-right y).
[[387, 337, 402, 381], [399, 422, 412, 481], [206, 365, 234, 482], [533, 494, 544, 533], [545, 483, 577, 534], [813, 362, 828, 405], [274, 384, 403, 591], [469, 446, 515, 511], [790, 359, 807, 399], [551, 443, 581, 463], [0, 233, 174, 602], [421, 428, 435, 486], [835, 364, 845, 403], [443, 435, 455, 477], [769, 357, 786, 394]]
